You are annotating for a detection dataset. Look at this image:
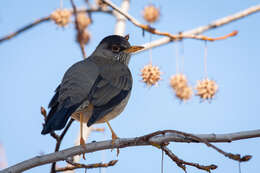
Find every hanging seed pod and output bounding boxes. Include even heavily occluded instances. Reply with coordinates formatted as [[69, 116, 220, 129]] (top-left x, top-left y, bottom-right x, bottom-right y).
[[77, 30, 91, 45], [195, 78, 218, 100], [141, 63, 161, 86], [77, 13, 91, 30], [170, 74, 188, 91], [175, 86, 193, 101], [50, 9, 71, 27], [142, 5, 160, 23], [170, 74, 193, 101]]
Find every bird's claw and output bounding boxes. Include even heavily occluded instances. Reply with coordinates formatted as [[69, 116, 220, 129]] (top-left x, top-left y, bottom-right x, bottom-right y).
[[111, 132, 118, 144], [80, 137, 87, 160], [111, 132, 120, 156]]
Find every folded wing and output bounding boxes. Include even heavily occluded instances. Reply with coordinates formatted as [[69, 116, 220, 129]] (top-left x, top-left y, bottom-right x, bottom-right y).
[[41, 59, 99, 134]]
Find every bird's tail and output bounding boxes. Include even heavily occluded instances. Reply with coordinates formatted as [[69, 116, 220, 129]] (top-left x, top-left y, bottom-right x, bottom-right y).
[[41, 99, 79, 135]]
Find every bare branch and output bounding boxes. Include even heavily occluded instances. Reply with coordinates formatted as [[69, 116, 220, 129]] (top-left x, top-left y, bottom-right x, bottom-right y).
[[143, 130, 252, 162], [70, 0, 87, 58], [55, 160, 118, 172], [114, 0, 130, 36], [2, 129, 259, 173], [0, 7, 112, 44], [50, 119, 74, 173], [102, 0, 239, 42], [0, 16, 50, 43], [161, 146, 217, 172], [139, 4, 260, 52]]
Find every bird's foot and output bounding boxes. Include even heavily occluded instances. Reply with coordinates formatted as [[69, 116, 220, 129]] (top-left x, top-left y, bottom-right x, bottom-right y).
[[111, 131, 118, 144], [80, 137, 87, 160], [111, 132, 120, 156]]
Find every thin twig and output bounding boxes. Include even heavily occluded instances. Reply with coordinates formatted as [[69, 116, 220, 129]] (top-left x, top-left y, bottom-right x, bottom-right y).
[[50, 119, 74, 173], [41, 107, 60, 141], [0, 8, 112, 44], [102, 0, 238, 42], [140, 5, 260, 51], [161, 146, 217, 172], [41, 106, 75, 173], [58, 119, 75, 146], [0, 16, 50, 43], [55, 160, 118, 172], [70, 0, 87, 58]]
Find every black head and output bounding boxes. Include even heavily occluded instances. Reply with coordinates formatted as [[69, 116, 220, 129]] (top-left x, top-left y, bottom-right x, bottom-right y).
[[92, 35, 143, 65], [99, 35, 131, 52]]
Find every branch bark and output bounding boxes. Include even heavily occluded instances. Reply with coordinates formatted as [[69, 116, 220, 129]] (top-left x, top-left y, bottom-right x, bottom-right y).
[[161, 146, 217, 172], [102, 0, 238, 41], [2, 129, 260, 173], [113, 0, 130, 36], [56, 159, 117, 172], [138, 4, 260, 52], [102, 0, 239, 42]]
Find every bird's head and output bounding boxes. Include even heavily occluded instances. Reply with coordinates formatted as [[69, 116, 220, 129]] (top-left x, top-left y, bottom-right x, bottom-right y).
[[92, 35, 144, 65]]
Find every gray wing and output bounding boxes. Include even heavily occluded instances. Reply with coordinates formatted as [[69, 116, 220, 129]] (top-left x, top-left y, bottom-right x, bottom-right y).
[[87, 62, 132, 126], [41, 59, 99, 134]]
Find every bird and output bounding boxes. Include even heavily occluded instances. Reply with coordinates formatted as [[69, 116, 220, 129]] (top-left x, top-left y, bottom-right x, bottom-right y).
[[41, 35, 144, 148]]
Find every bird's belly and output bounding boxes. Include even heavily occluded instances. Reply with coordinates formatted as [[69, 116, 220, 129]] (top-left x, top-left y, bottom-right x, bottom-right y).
[[72, 93, 130, 124], [97, 93, 130, 123], [71, 104, 92, 123]]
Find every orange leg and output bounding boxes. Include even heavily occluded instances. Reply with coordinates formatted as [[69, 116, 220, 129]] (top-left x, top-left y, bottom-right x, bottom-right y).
[[106, 121, 118, 142], [80, 113, 87, 160], [106, 121, 120, 156]]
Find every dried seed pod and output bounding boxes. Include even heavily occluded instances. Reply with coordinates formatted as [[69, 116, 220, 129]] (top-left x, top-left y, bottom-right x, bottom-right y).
[[95, 0, 107, 8], [50, 9, 71, 27], [142, 5, 160, 23], [77, 13, 91, 30], [176, 86, 193, 101], [77, 30, 91, 45], [170, 74, 188, 91], [40, 106, 47, 120], [195, 78, 218, 100], [141, 63, 161, 86]]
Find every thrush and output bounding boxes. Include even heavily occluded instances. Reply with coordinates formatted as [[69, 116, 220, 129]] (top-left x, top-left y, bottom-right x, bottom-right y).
[[41, 35, 143, 149]]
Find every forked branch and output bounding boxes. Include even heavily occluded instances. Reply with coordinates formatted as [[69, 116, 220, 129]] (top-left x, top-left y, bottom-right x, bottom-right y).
[[102, 0, 240, 43], [2, 129, 259, 173]]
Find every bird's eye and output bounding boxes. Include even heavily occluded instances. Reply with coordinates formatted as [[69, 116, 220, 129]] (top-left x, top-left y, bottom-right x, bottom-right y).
[[111, 45, 120, 53]]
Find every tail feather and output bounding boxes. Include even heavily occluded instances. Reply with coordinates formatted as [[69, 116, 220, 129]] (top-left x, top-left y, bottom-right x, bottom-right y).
[[41, 98, 80, 135]]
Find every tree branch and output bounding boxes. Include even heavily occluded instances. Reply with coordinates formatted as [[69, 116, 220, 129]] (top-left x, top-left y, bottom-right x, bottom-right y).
[[41, 107, 75, 173], [0, 16, 50, 43], [0, 7, 112, 44], [113, 0, 130, 36], [161, 146, 217, 172], [55, 159, 118, 172], [71, 0, 87, 58], [50, 119, 74, 173], [2, 129, 259, 173], [102, 0, 240, 43], [139, 4, 260, 52]]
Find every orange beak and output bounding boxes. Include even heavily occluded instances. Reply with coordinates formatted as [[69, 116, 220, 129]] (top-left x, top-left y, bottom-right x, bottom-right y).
[[123, 46, 144, 53]]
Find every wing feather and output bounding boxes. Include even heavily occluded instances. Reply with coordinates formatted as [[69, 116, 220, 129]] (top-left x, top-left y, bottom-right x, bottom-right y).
[[41, 59, 99, 134], [87, 62, 132, 126]]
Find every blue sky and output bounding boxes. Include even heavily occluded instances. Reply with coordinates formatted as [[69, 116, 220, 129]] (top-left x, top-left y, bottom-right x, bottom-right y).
[[0, 0, 260, 172]]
